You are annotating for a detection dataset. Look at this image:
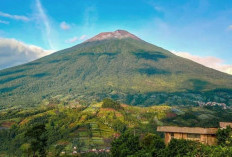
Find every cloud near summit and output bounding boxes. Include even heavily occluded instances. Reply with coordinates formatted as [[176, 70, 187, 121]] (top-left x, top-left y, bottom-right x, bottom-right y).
[[0, 38, 54, 70], [65, 35, 88, 43], [172, 51, 232, 75]]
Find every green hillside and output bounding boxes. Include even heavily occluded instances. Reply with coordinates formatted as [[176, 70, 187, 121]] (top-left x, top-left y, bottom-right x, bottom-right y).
[[1, 99, 232, 156], [0, 101, 170, 155], [0, 31, 232, 108]]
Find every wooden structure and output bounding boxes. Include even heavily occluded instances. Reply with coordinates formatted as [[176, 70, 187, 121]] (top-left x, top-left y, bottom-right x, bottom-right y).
[[157, 126, 218, 145], [219, 122, 232, 128]]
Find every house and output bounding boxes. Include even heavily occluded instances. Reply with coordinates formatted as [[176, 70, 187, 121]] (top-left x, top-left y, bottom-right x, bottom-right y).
[[157, 126, 218, 145], [157, 122, 232, 146], [157, 122, 232, 145]]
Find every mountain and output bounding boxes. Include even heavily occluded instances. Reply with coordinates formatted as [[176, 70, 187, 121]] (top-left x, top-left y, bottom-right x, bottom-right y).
[[0, 30, 232, 108], [85, 30, 141, 42]]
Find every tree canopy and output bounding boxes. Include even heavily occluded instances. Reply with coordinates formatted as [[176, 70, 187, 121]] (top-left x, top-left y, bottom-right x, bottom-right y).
[[102, 98, 122, 110], [25, 124, 48, 157]]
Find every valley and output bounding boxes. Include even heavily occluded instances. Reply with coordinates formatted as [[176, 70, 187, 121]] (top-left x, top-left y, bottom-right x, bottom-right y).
[[1, 98, 232, 156]]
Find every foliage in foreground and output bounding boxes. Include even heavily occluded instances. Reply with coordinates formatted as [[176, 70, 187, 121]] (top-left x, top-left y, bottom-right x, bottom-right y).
[[216, 126, 232, 146], [111, 130, 232, 157], [111, 131, 165, 157]]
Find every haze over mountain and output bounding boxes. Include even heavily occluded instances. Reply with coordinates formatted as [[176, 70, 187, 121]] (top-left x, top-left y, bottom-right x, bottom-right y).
[[0, 30, 232, 108]]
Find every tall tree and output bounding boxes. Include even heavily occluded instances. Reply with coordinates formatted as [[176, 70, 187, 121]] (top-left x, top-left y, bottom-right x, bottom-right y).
[[25, 124, 47, 157]]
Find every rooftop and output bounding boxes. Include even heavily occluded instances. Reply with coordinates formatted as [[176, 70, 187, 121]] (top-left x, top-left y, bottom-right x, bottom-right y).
[[157, 126, 218, 135]]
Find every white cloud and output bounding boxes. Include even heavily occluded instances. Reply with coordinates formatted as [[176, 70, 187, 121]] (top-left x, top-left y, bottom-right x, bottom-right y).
[[83, 6, 98, 31], [228, 25, 232, 30], [66, 36, 78, 43], [35, 0, 55, 49], [172, 51, 232, 75], [0, 38, 54, 70], [0, 20, 9, 24], [65, 35, 88, 43], [147, 1, 164, 12], [0, 11, 29, 21], [80, 35, 87, 40], [60, 21, 70, 30]]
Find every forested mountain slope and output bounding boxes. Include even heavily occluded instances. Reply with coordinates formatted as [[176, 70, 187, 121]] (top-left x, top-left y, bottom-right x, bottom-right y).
[[0, 30, 231, 108]]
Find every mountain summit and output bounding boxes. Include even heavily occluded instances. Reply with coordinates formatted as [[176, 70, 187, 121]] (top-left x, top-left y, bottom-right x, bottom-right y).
[[0, 30, 232, 108], [85, 30, 141, 42]]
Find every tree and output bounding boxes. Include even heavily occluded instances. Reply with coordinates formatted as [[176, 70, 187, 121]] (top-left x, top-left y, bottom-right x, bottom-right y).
[[25, 124, 48, 157], [54, 144, 66, 157], [140, 133, 165, 157], [216, 126, 232, 146], [164, 139, 199, 157], [102, 98, 122, 110], [111, 131, 140, 157], [20, 143, 32, 157], [112, 120, 127, 133]]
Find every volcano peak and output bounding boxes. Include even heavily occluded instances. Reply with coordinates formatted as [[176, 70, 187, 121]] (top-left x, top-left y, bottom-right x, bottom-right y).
[[85, 30, 141, 42]]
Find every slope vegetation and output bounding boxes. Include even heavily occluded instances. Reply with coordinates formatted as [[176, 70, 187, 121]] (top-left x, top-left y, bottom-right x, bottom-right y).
[[0, 30, 232, 108]]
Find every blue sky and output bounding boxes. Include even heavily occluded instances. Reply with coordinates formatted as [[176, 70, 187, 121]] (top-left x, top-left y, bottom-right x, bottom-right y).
[[0, 0, 231, 73]]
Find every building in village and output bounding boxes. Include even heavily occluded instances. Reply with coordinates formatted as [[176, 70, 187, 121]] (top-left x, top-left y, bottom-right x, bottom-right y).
[[157, 122, 232, 146]]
